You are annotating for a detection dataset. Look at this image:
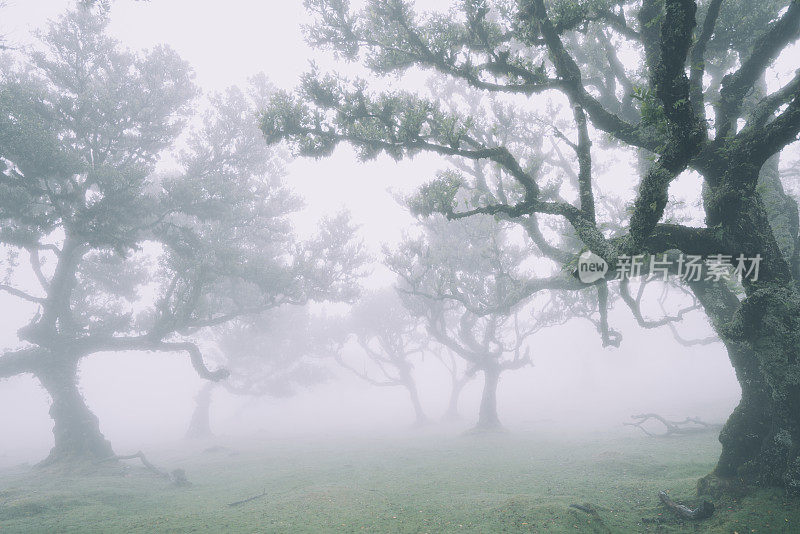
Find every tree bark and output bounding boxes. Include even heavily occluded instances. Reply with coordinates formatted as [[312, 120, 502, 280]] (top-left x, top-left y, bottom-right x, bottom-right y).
[[475, 364, 502, 431], [694, 160, 800, 493], [721, 161, 800, 492], [399, 367, 427, 426], [723, 284, 800, 493], [34, 355, 114, 466], [709, 342, 773, 481], [185, 382, 216, 440], [689, 281, 772, 491]]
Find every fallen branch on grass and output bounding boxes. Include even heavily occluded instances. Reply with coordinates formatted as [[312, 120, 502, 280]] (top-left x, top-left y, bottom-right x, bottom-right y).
[[658, 491, 714, 520], [97, 451, 189, 486], [227, 489, 268, 507], [624, 414, 722, 437]]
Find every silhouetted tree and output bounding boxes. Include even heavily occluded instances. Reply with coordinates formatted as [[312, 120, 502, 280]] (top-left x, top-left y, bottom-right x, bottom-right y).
[[337, 289, 429, 425], [0, 8, 362, 465], [435, 346, 473, 421], [388, 212, 563, 430]]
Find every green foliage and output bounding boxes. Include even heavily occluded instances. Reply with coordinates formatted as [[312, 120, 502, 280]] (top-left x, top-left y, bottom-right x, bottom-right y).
[[549, 0, 615, 33], [0, 7, 365, 352], [705, 0, 788, 55], [631, 85, 668, 131], [407, 171, 464, 217], [261, 69, 475, 162], [0, 8, 196, 253]]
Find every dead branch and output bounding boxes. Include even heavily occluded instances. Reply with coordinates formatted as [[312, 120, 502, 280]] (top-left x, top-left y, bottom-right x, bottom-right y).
[[227, 489, 268, 507], [624, 414, 722, 436], [658, 490, 714, 520], [98, 451, 189, 486]]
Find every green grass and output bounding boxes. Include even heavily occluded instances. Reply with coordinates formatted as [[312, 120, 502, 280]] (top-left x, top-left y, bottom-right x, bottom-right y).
[[0, 430, 798, 532]]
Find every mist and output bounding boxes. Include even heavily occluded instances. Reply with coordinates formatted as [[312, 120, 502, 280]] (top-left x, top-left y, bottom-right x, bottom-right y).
[[0, 1, 797, 532]]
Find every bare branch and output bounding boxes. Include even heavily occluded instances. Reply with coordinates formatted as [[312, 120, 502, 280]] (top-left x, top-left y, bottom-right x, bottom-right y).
[[528, 0, 661, 152], [154, 341, 230, 381], [0, 284, 46, 303], [0, 347, 39, 379], [689, 0, 724, 119], [716, 1, 800, 139], [619, 278, 700, 329], [658, 296, 720, 346], [625, 413, 721, 436], [87, 336, 229, 381], [573, 104, 595, 222], [746, 69, 800, 130], [334, 350, 400, 387]]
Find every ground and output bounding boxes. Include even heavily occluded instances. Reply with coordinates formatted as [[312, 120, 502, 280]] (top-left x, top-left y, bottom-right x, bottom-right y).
[[0, 430, 798, 533]]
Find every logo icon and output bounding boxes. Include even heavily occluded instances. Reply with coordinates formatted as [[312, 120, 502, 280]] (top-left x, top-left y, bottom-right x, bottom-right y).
[[577, 251, 608, 283]]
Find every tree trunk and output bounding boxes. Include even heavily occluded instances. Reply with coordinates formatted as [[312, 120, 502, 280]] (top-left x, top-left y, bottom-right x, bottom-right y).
[[399, 368, 427, 426], [694, 151, 800, 493], [35, 356, 114, 466], [185, 382, 216, 440], [442, 376, 466, 421], [721, 284, 800, 493], [475, 365, 502, 431], [690, 277, 800, 494]]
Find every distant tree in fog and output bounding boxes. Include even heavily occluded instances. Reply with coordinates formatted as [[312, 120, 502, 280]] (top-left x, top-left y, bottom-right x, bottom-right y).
[[388, 212, 566, 431], [186, 305, 331, 439], [337, 289, 430, 425], [434, 346, 473, 422], [0, 8, 364, 466]]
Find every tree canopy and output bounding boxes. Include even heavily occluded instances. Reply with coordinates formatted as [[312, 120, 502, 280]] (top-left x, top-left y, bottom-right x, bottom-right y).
[[262, 0, 800, 492], [0, 7, 365, 464]]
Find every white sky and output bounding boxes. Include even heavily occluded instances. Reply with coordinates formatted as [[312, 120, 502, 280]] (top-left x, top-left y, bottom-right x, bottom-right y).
[[1, 0, 455, 284]]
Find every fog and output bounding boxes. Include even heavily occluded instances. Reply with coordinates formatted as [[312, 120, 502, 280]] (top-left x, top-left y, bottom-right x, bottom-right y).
[[0, 0, 738, 453], [1, 296, 738, 463], [1, 1, 797, 531]]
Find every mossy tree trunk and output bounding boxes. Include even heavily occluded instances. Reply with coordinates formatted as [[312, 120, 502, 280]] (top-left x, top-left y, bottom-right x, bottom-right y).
[[720, 285, 800, 492], [697, 156, 800, 493], [690, 280, 775, 491], [35, 355, 114, 466]]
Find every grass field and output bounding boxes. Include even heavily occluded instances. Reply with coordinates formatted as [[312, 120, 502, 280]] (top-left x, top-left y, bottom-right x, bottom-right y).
[[0, 429, 798, 533]]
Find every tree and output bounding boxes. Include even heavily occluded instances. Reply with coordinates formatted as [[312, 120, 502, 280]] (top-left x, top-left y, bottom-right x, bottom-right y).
[[388, 212, 562, 431], [338, 288, 430, 425], [435, 346, 474, 421], [0, 8, 363, 465], [262, 0, 800, 492], [186, 305, 335, 439]]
